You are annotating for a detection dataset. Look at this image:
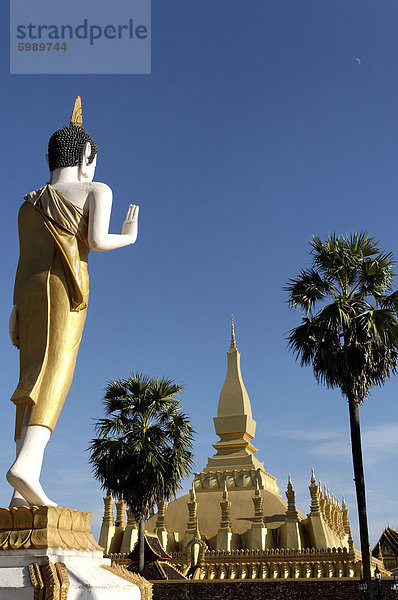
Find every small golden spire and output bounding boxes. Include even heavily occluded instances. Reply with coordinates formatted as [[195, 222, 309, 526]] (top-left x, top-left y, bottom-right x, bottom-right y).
[[156, 499, 168, 532], [309, 470, 320, 515], [255, 479, 260, 496], [378, 542, 384, 566], [348, 527, 355, 557], [220, 481, 231, 529], [115, 498, 126, 528], [195, 515, 201, 539], [230, 315, 236, 350], [310, 468, 316, 485], [190, 485, 196, 501], [126, 508, 138, 528], [286, 474, 298, 519], [187, 485, 198, 532], [70, 96, 83, 126], [252, 480, 263, 522], [102, 493, 114, 526], [223, 479, 228, 499]]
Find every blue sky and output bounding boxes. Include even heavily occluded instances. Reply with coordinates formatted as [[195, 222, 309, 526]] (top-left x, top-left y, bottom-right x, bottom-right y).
[[1, 0, 398, 547]]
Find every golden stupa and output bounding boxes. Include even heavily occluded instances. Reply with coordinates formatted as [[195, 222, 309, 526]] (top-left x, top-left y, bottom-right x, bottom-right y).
[[99, 321, 388, 580]]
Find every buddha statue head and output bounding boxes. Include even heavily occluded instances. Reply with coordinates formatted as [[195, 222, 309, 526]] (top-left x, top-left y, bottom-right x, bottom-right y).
[[47, 97, 98, 177]]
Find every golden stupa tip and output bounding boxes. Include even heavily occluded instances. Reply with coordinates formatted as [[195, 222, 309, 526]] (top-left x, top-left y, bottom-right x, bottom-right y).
[[230, 314, 236, 350], [70, 96, 83, 127]]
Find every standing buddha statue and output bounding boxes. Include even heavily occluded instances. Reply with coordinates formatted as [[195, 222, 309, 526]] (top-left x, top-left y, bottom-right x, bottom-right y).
[[7, 97, 139, 507]]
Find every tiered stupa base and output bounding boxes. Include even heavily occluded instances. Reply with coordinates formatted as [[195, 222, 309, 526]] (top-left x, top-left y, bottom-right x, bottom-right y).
[[0, 506, 144, 599]]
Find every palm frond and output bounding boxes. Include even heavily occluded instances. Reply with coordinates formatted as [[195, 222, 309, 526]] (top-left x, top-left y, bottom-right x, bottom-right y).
[[378, 290, 398, 310], [316, 300, 351, 329], [285, 268, 333, 313], [357, 308, 398, 345], [346, 232, 380, 258], [358, 257, 394, 296]]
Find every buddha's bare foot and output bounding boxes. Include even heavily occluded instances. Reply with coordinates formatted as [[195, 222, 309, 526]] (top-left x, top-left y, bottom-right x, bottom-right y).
[[9, 489, 30, 508], [7, 467, 57, 507]]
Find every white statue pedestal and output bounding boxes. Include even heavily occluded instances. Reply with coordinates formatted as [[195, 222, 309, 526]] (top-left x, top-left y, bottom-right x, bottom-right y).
[[0, 506, 146, 599]]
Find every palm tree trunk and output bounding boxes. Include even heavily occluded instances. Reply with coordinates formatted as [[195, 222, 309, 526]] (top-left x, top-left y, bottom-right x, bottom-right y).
[[138, 516, 145, 575], [348, 397, 374, 600]]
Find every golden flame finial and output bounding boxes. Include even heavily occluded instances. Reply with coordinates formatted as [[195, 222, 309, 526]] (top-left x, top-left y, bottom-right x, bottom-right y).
[[70, 96, 83, 127], [223, 479, 228, 498], [230, 314, 236, 349]]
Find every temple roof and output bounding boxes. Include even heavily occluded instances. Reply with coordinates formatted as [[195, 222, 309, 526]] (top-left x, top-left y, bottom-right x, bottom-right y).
[[127, 533, 186, 579], [139, 561, 186, 580], [128, 533, 172, 562], [373, 527, 398, 555]]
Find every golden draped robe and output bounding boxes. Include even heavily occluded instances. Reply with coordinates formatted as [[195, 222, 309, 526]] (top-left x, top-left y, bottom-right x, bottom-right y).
[[11, 184, 89, 439]]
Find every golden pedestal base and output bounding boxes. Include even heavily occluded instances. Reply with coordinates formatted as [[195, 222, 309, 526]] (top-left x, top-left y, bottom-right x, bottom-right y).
[[0, 506, 144, 599], [28, 557, 70, 600], [0, 506, 103, 552]]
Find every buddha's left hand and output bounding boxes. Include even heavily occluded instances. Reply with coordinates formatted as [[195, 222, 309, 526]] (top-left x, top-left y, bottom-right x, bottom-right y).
[[121, 204, 139, 244]]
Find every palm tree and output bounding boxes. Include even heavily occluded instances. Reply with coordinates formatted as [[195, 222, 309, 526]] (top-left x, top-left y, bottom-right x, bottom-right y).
[[88, 373, 195, 575], [285, 232, 398, 599]]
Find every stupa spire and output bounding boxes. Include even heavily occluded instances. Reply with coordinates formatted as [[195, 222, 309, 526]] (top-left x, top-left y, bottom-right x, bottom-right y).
[[186, 486, 198, 532], [204, 318, 263, 472], [155, 499, 168, 532], [286, 474, 298, 519], [341, 496, 350, 534], [309, 469, 320, 515], [219, 482, 231, 529], [115, 499, 126, 528], [252, 480, 264, 523], [230, 314, 236, 349], [102, 493, 114, 526]]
